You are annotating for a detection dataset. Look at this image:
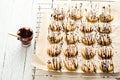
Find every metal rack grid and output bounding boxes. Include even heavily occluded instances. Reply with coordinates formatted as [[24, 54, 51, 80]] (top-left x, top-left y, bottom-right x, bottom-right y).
[[32, 0, 120, 80], [32, 1, 53, 79]]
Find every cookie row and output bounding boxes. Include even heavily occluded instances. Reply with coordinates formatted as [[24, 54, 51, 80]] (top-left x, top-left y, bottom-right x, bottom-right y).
[[52, 11, 113, 23], [47, 58, 114, 73], [51, 4, 113, 23], [52, 13, 113, 23], [49, 21, 112, 34], [47, 45, 114, 59], [48, 32, 112, 46]]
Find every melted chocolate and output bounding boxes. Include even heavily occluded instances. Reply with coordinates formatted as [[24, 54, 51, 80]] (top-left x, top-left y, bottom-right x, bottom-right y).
[[18, 27, 33, 38]]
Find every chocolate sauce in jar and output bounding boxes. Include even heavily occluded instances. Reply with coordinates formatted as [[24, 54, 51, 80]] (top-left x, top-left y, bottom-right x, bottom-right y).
[[17, 27, 33, 46]]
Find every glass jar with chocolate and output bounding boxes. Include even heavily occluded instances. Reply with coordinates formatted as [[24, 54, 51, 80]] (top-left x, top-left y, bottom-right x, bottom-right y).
[[17, 27, 33, 47]]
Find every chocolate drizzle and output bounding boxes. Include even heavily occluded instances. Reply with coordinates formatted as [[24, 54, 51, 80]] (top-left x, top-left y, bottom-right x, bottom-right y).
[[48, 32, 62, 43], [65, 45, 78, 58], [98, 47, 113, 59], [64, 58, 78, 71], [49, 21, 62, 32], [69, 4, 83, 20], [47, 45, 61, 57], [48, 58, 62, 70], [82, 46, 96, 60], [97, 23, 112, 34], [63, 19, 76, 32], [82, 61, 96, 73], [99, 5, 113, 23], [80, 23, 94, 33], [82, 34, 95, 45], [51, 7, 65, 21], [97, 34, 112, 46], [100, 60, 114, 73], [65, 32, 78, 44]]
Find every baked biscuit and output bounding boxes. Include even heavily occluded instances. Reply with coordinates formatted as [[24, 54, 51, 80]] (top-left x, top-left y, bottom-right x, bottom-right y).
[[63, 19, 76, 32], [81, 34, 95, 45], [65, 32, 78, 44], [47, 58, 62, 71], [81, 46, 96, 60], [81, 61, 97, 73], [80, 23, 94, 33], [97, 34, 112, 46], [100, 60, 114, 73], [99, 14, 113, 23], [69, 4, 83, 20], [51, 8, 65, 21], [99, 6, 114, 22], [47, 44, 62, 57], [64, 58, 78, 71], [48, 32, 63, 44], [64, 45, 78, 58], [49, 21, 62, 32], [97, 23, 112, 34], [98, 47, 114, 59], [86, 11, 99, 23]]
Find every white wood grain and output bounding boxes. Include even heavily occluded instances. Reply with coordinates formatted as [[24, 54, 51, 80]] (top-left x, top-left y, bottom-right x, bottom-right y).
[[0, 33, 7, 79], [0, 0, 15, 79], [0, 0, 34, 80], [23, 1, 35, 79], [23, 42, 34, 80]]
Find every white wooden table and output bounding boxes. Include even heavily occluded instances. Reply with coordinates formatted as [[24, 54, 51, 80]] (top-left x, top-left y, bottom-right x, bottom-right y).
[[0, 0, 118, 80], [0, 0, 36, 80]]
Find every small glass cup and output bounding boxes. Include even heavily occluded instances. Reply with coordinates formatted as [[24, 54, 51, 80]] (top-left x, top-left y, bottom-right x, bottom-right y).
[[17, 27, 33, 47]]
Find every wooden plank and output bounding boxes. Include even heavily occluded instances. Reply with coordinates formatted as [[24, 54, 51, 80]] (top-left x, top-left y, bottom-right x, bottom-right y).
[[0, 33, 7, 79], [22, 0, 35, 79], [23, 42, 34, 80], [0, 0, 15, 79]]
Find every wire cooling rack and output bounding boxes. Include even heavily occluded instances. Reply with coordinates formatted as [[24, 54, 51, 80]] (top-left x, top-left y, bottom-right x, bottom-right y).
[[32, 0, 120, 80], [32, 1, 53, 80]]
